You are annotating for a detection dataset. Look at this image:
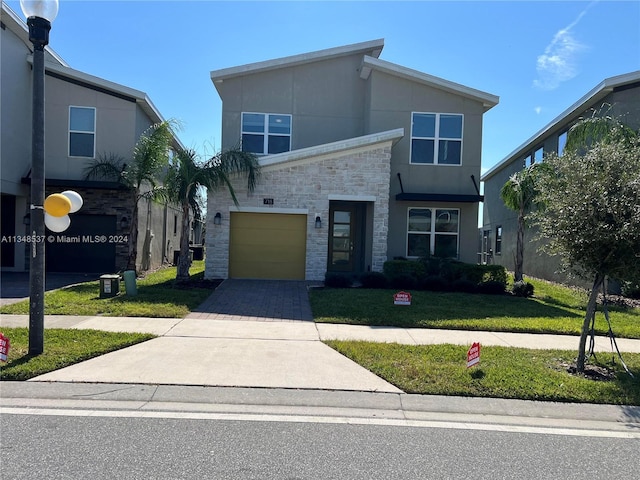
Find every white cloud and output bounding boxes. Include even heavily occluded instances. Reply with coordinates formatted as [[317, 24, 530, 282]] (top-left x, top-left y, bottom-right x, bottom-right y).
[[534, 106, 542, 115], [533, 3, 595, 90]]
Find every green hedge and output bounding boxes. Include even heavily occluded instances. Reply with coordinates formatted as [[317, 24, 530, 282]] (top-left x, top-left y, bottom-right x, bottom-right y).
[[383, 259, 507, 289]]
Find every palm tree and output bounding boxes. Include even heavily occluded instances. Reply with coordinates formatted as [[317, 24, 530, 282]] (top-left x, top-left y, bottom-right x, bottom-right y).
[[499, 164, 542, 282], [85, 121, 175, 272], [164, 146, 260, 283]]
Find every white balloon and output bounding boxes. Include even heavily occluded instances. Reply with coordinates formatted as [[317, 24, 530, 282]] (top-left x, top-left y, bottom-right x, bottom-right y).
[[45, 213, 71, 232], [61, 190, 83, 213]]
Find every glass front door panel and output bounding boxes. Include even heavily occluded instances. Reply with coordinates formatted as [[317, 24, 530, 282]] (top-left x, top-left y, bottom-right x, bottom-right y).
[[330, 209, 353, 270]]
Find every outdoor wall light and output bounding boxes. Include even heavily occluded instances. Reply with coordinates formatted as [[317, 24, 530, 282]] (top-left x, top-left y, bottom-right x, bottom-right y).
[[214, 212, 222, 225], [120, 216, 129, 231], [315, 215, 322, 229], [23, 213, 31, 226]]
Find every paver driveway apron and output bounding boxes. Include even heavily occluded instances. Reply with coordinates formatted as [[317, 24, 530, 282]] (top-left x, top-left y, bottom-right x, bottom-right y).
[[32, 280, 402, 393]]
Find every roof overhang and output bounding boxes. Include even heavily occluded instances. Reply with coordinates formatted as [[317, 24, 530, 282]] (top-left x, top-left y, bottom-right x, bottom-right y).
[[210, 38, 385, 95], [395, 193, 484, 203], [259, 128, 405, 171], [360, 56, 499, 112], [21, 177, 131, 190], [482, 70, 640, 182]]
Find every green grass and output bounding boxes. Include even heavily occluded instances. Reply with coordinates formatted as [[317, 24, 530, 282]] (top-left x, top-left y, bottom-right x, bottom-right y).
[[0, 261, 216, 318], [310, 278, 640, 338], [326, 340, 640, 405], [0, 327, 155, 381]]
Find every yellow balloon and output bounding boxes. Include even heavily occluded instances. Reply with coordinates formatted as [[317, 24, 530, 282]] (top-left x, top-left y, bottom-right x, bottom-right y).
[[44, 193, 72, 217]]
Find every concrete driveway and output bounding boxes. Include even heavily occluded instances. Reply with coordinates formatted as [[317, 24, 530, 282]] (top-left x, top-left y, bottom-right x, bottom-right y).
[[0, 271, 100, 306]]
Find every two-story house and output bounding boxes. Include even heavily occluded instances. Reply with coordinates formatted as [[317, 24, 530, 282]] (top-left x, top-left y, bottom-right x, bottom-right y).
[[481, 70, 640, 285], [205, 39, 499, 281], [1, 3, 185, 274]]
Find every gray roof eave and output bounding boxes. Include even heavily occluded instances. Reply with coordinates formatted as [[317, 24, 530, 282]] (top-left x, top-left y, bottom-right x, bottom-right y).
[[361, 56, 499, 112], [209, 38, 385, 92], [260, 128, 405, 169], [482, 70, 640, 182]]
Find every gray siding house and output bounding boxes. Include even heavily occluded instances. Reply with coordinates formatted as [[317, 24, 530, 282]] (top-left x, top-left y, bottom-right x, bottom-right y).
[[206, 39, 498, 281], [481, 71, 640, 285], [1, 4, 184, 274]]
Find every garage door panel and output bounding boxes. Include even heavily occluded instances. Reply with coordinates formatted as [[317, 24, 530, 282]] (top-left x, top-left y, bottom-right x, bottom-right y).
[[229, 212, 306, 280]]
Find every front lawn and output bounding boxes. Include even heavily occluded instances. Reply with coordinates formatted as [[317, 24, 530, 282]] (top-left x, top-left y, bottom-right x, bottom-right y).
[[310, 277, 640, 338], [326, 340, 640, 405], [0, 261, 217, 318], [0, 327, 155, 381]]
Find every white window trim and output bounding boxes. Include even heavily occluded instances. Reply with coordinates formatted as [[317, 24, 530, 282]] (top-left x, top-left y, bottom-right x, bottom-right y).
[[241, 112, 292, 156], [406, 207, 460, 258], [410, 112, 464, 166], [68, 106, 96, 159]]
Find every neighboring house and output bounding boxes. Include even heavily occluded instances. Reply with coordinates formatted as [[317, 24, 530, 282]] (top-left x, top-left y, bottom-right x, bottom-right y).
[[481, 71, 640, 285], [0, 4, 184, 274], [206, 39, 498, 281]]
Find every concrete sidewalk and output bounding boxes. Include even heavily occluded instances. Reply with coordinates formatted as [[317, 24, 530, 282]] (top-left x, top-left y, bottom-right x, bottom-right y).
[[2, 278, 639, 394], [2, 313, 640, 393]]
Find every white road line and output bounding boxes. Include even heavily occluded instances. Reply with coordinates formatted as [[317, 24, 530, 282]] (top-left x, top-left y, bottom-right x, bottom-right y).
[[2, 407, 638, 439]]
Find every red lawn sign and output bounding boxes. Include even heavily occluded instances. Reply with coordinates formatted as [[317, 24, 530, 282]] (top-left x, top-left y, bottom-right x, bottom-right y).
[[0, 332, 10, 362], [467, 342, 481, 368], [393, 291, 412, 306]]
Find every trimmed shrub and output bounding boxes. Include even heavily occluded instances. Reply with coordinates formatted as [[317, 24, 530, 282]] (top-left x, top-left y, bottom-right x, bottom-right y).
[[622, 280, 640, 299], [388, 274, 418, 290], [451, 279, 477, 294], [360, 272, 388, 289], [324, 272, 352, 288], [383, 260, 425, 280], [512, 280, 535, 298], [477, 280, 506, 295], [419, 275, 449, 292]]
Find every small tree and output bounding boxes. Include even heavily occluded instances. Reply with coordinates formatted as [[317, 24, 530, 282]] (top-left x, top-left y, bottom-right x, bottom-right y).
[[85, 121, 175, 272], [499, 164, 543, 282], [164, 146, 259, 283], [533, 136, 640, 373]]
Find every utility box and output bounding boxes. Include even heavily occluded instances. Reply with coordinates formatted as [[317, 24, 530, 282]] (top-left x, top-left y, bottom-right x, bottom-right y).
[[99, 274, 120, 298]]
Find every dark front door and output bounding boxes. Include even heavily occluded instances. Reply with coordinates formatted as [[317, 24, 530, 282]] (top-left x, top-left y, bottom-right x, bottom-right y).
[[327, 202, 365, 274]]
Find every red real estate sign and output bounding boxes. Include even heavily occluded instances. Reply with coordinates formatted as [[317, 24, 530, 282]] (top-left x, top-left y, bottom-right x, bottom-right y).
[[393, 291, 412, 306], [467, 342, 481, 368], [0, 332, 10, 362]]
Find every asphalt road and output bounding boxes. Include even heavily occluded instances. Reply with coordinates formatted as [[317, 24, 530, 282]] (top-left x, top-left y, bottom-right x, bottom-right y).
[[2, 411, 638, 480]]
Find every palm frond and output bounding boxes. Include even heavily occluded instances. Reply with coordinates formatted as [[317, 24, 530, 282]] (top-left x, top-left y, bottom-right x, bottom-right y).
[[83, 153, 128, 184]]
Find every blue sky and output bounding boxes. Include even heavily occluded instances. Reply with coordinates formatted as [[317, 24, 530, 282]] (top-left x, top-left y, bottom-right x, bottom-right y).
[[7, 0, 640, 174]]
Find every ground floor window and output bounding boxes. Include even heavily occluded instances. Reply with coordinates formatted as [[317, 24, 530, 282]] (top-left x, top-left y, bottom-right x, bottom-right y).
[[495, 225, 502, 255], [407, 208, 459, 258]]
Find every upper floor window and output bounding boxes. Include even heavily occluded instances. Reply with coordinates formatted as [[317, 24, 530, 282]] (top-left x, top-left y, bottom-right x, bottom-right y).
[[241, 112, 291, 155], [411, 113, 463, 165], [407, 207, 459, 258], [558, 130, 568, 155], [69, 106, 95, 158], [495, 225, 502, 255]]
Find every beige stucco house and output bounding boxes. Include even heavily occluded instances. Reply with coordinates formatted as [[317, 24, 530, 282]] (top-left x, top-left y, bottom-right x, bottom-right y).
[[205, 39, 498, 281]]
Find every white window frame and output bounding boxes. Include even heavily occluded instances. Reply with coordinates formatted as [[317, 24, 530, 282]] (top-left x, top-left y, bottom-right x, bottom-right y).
[[406, 207, 460, 258], [241, 112, 292, 155], [410, 112, 464, 166], [68, 106, 96, 158]]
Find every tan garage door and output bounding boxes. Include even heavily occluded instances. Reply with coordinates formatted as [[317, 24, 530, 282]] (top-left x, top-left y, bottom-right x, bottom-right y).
[[229, 212, 307, 280]]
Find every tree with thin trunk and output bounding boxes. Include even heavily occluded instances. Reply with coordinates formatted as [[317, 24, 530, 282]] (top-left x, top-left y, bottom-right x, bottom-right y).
[[163, 146, 259, 283], [533, 121, 640, 373], [499, 164, 542, 282], [84, 121, 175, 272]]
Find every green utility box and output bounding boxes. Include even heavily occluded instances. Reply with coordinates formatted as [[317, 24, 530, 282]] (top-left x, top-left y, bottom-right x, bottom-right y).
[[99, 274, 120, 298]]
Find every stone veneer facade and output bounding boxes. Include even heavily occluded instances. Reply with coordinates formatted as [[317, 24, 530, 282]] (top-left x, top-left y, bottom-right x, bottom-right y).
[[205, 141, 393, 281]]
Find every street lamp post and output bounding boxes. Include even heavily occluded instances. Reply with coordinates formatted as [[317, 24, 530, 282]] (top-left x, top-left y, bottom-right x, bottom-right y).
[[20, 0, 59, 355]]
